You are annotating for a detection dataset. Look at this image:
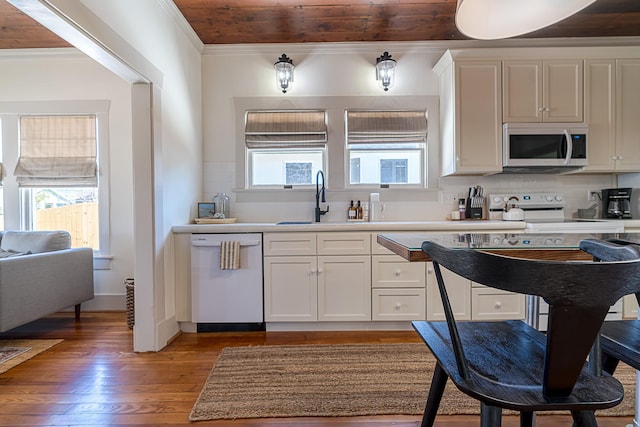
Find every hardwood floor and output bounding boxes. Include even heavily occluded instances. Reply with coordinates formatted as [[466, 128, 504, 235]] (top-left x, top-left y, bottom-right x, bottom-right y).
[[0, 311, 634, 426]]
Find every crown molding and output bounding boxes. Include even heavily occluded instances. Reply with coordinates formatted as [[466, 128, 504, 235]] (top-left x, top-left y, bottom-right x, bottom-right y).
[[202, 36, 640, 57], [0, 47, 83, 59], [156, 0, 203, 53]]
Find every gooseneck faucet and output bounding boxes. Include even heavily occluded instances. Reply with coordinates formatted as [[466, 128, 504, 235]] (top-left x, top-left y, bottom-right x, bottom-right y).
[[315, 170, 329, 222]]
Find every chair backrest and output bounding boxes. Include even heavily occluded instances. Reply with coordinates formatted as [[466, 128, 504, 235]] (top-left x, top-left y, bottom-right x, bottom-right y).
[[421, 238, 640, 398]]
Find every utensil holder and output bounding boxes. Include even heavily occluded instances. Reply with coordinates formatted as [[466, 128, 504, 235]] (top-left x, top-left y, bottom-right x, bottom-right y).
[[466, 197, 485, 219]]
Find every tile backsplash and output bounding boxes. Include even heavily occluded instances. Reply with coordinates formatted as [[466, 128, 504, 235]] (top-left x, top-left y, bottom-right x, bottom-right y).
[[203, 160, 618, 223]]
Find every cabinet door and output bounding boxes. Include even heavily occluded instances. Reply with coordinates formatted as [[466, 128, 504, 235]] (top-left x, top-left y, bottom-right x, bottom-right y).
[[543, 60, 583, 122], [503, 60, 583, 123], [452, 60, 503, 175], [426, 263, 471, 321], [615, 59, 640, 171], [317, 255, 371, 321], [503, 60, 543, 122], [264, 256, 317, 321], [582, 59, 616, 172]]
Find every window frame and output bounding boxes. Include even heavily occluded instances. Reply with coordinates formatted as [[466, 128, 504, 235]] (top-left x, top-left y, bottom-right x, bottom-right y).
[[233, 96, 439, 203], [0, 100, 111, 270]]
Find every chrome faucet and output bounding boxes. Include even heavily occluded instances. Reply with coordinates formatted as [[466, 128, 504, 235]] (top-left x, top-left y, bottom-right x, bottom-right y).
[[315, 170, 329, 222]]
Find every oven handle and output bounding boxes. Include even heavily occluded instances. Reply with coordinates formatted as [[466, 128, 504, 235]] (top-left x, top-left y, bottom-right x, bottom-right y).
[[191, 240, 261, 247], [563, 128, 573, 165]]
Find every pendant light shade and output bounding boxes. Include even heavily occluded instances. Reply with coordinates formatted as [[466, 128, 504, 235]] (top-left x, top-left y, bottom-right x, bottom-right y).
[[274, 54, 294, 93], [455, 0, 597, 40]]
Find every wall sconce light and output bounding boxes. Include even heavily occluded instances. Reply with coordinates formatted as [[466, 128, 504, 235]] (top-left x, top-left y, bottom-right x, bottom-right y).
[[274, 53, 294, 93], [375, 52, 397, 92], [455, 0, 597, 40]]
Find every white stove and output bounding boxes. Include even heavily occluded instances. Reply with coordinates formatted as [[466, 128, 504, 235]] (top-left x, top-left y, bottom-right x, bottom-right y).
[[488, 192, 625, 234]]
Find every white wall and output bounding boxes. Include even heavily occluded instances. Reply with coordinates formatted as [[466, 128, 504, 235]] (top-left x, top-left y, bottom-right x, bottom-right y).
[[0, 50, 134, 309], [13, 0, 204, 351], [202, 43, 616, 223]]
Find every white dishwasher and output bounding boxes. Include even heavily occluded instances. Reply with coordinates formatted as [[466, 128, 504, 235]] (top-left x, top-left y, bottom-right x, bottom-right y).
[[191, 233, 264, 331]]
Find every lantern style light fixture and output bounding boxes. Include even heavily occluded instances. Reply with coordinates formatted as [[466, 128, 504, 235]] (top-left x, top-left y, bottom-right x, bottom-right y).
[[375, 52, 397, 92], [455, 0, 597, 40], [274, 53, 294, 93]]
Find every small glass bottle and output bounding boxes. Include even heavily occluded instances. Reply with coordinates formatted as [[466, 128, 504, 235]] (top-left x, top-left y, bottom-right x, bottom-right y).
[[348, 200, 357, 220], [213, 192, 230, 218], [458, 199, 466, 219]]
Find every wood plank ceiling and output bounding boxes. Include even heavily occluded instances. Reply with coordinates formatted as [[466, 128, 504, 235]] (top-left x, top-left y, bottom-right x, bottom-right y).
[[0, 0, 639, 49]]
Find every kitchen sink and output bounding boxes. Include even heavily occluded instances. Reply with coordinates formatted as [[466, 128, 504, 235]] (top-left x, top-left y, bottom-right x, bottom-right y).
[[276, 221, 313, 225]]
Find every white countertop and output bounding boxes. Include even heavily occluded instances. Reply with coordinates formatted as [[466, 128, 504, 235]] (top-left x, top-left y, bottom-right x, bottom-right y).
[[172, 220, 528, 234]]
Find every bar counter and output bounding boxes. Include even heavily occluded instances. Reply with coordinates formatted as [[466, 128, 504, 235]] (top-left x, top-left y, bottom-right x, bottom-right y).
[[376, 232, 640, 262]]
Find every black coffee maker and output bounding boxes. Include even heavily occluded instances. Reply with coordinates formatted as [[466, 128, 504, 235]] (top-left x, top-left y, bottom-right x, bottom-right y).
[[602, 188, 632, 219]]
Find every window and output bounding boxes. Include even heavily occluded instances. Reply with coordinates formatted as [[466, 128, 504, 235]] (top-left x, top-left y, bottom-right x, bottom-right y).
[[346, 110, 427, 187], [381, 159, 408, 183], [17, 115, 98, 249], [245, 110, 327, 188], [0, 101, 111, 268]]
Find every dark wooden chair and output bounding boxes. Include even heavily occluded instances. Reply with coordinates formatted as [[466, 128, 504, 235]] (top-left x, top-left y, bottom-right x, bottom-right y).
[[579, 239, 640, 422], [413, 238, 640, 427]]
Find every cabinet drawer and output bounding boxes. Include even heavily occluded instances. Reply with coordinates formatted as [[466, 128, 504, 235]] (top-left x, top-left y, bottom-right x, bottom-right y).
[[372, 288, 426, 321], [372, 255, 425, 288], [317, 232, 370, 255], [263, 233, 316, 256], [471, 288, 525, 320]]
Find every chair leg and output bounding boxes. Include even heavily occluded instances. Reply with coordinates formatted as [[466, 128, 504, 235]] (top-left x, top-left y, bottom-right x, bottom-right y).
[[421, 362, 448, 427], [571, 410, 598, 427], [480, 402, 502, 427], [520, 411, 534, 427], [75, 303, 81, 320]]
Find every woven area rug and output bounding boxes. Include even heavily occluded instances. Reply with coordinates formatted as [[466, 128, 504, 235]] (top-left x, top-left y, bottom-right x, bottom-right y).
[[0, 339, 62, 374], [189, 343, 636, 421]]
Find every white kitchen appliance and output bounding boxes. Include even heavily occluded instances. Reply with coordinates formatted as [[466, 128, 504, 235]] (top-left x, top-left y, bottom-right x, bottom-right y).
[[191, 233, 264, 331], [489, 192, 625, 234], [502, 123, 588, 173], [489, 192, 625, 331]]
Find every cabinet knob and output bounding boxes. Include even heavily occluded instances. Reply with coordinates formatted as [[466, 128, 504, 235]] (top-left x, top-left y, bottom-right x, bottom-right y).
[[495, 301, 503, 310], [394, 303, 402, 311], [394, 270, 402, 277]]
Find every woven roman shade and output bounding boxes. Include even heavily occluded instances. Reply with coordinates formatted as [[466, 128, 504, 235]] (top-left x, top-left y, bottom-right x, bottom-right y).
[[346, 110, 427, 145], [245, 110, 327, 149], [15, 115, 97, 187]]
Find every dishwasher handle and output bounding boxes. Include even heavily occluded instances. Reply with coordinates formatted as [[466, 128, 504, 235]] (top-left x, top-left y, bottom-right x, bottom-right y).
[[191, 240, 261, 248]]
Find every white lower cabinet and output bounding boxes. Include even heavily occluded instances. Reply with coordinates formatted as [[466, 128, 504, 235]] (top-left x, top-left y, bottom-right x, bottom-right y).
[[426, 263, 471, 321], [426, 262, 525, 321], [371, 254, 426, 321], [264, 232, 525, 325], [318, 255, 371, 321], [263, 256, 317, 321], [263, 232, 371, 322], [471, 285, 525, 320]]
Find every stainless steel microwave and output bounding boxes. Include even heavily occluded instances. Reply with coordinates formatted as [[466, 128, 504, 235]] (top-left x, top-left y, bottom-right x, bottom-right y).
[[503, 123, 588, 172]]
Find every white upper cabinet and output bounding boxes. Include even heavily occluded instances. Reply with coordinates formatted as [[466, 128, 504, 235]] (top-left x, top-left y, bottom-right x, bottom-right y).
[[582, 58, 640, 172], [435, 52, 503, 176], [503, 60, 583, 123], [615, 59, 640, 171]]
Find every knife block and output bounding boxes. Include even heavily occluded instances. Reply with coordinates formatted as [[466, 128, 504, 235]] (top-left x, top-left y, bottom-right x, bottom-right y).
[[466, 197, 485, 219]]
